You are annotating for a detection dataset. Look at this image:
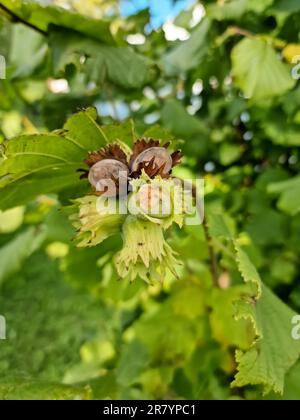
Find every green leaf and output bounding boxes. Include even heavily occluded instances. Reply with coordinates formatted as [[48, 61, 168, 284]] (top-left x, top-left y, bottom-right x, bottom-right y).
[[247, 0, 274, 13], [161, 99, 208, 139], [277, 189, 300, 216], [0, 206, 24, 233], [280, 362, 300, 400], [101, 120, 136, 147], [116, 341, 150, 387], [142, 125, 175, 142], [0, 109, 133, 209], [207, 0, 248, 20], [0, 0, 115, 44], [0, 379, 92, 400], [0, 134, 84, 187], [235, 245, 262, 296], [232, 38, 295, 99], [263, 120, 300, 146], [89, 374, 118, 400], [62, 237, 121, 291], [245, 209, 285, 245], [209, 286, 255, 350], [0, 167, 87, 211], [208, 0, 274, 20], [10, 24, 47, 79], [219, 143, 242, 166], [44, 207, 75, 243], [50, 28, 154, 89], [233, 245, 300, 394], [273, 0, 300, 13], [132, 283, 205, 365], [0, 227, 45, 286], [267, 176, 300, 215], [206, 212, 233, 240], [62, 107, 108, 151], [0, 252, 112, 382], [0, 109, 103, 190], [41, 92, 98, 131], [163, 18, 211, 73]]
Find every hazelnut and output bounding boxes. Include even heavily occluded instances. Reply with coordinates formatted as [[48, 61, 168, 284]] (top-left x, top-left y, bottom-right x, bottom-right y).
[[88, 159, 129, 197], [136, 184, 172, 218], [131, 147, 173, 176]]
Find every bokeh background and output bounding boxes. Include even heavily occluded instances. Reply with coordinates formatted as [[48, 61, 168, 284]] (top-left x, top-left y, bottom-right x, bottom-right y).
[[1, 0, 300, 400]]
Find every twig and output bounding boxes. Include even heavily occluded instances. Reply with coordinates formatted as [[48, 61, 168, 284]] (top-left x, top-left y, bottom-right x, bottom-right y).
[[0, 3, 47, 36], [216, 25, 287, 50], [202, 215, 219, 288], [109, 99, 120, 121], [216, 26, 254, 46], [22, 116, 38, 134], [177, 178, 219, 287], [105, 86, 120, 121], [228, 26, 254, 38]]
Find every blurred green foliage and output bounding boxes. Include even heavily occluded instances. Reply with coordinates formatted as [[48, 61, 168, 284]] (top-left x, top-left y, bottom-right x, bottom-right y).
[[1, 0, 300, 400]]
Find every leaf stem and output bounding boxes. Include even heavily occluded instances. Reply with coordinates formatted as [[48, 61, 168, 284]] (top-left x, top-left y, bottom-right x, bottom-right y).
[[216, 26, 287, 49], [216, 26, 254, 46]]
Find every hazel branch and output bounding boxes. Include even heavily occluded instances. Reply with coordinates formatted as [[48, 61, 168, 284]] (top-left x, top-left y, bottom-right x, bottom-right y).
[[0, 3, 47, 36]]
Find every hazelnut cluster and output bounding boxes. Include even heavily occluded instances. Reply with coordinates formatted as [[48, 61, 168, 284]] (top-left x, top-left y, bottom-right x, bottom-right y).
[[80, 139, 182, 197], [72, 139, 186, 283]]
